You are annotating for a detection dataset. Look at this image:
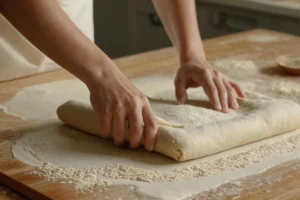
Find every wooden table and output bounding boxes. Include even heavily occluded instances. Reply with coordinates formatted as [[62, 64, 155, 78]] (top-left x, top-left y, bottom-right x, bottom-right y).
[[1, 29, 300, 200]]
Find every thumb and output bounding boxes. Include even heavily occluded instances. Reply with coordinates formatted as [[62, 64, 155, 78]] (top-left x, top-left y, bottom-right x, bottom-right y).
[[175, 78, 188, 105]]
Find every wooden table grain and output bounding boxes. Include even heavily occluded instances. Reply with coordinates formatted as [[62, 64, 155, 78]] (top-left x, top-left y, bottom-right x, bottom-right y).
[[1, 29, 300, 200]]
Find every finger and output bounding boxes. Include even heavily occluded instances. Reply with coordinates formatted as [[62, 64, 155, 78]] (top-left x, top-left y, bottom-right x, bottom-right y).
[[112, 105, 126, 146], [213, 75, 229, 113], [201, 70, 221, 111], [230, 81, 247, 98], [128, 107, 144, 148], [174, 77, 188, 104], [142, 103, 158, 151], [98, 109, 112, 138], [224, 79, 238, 109]]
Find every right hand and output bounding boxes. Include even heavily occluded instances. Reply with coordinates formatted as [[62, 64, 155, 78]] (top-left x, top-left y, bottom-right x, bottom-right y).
[[86, 60, 158, 151], [175, 57, 246, 112]]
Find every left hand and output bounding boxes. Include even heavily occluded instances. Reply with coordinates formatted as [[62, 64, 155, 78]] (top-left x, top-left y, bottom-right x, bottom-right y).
[[174, 58, 246, 113]]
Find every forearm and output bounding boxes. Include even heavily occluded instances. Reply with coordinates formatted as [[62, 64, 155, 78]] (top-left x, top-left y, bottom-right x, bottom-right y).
[[152, 0, 206, 63], [1, 0, 116, 85]]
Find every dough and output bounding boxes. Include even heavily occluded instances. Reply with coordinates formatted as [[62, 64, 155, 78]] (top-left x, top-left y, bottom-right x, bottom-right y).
[[57, 100, 184, 132], [57, 92, 300, 161]]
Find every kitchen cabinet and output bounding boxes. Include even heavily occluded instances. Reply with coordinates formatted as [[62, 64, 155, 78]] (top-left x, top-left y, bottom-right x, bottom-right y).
[[93, 0, 300, 57]]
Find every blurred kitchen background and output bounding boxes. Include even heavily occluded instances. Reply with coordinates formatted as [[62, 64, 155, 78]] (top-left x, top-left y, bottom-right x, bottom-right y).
[[94, 0, 300, 58]]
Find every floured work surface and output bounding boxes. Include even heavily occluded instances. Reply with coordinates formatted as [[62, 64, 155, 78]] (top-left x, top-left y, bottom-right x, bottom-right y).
[[3, 77, 300, 200], [1, 29, 300, 200]]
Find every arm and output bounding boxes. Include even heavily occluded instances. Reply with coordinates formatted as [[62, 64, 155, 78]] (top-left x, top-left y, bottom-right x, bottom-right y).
[[152, 0, 246, 112], [152, 0, 205, 63], [1, 0, 102, 84], [1, 0, 157, 150]]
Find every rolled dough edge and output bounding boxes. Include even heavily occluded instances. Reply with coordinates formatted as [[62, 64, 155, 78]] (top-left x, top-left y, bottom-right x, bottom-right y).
[[56, 100, 184, 160]]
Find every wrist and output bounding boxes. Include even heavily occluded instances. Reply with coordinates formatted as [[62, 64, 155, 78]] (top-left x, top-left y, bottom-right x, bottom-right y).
[[180, 50, 207, 66], [81, 57, 121, 91]]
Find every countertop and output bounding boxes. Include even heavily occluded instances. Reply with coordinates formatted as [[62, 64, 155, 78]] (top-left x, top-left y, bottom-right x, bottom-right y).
[[1, 29, 300, 200]]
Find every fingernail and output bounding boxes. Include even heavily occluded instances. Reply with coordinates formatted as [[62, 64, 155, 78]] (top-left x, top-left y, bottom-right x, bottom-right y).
[[234, 102, 239, 109], [216, 104, 222, 111], [177, 100, 183, 105]]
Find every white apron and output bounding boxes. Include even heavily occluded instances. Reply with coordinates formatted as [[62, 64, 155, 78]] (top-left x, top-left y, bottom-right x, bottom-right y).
[[0, 0, 94, 82]]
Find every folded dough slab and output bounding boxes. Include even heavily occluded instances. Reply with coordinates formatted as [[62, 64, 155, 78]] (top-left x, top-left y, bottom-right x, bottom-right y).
[[57, 78, 300, 161]]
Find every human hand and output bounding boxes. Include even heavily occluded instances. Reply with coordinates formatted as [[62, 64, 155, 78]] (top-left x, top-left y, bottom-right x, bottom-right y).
[[86, 60, 158, 151], [175, 58, 246, 112]]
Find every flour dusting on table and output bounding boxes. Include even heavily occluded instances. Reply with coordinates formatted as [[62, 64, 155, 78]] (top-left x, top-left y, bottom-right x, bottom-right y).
[[269, 81, 300, 97], [13, 124, 300, 199], [213, 59, 258, 75], [5, 77, 300, 199]]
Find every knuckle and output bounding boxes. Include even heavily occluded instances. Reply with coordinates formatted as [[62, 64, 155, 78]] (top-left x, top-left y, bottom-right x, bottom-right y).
[[139, 94, 148, 103], [129, 97, 140, 111], [199, 68, 207, 75], [100, 108, 110, 116], [147, 118, 158, 130], [114, 101, 123, 111], [214, 71, 222, 79], [201, 67, 211, 75], [227, 87, 234, 94], [131, 117, 144, 128], [231, 82, 239, 88], [131, 127, 143, 137], [210, 86, 218, 94], [220, 89, 227, 95]]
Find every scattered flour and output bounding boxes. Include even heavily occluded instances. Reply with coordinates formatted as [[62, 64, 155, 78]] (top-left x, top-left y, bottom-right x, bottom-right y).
[[269, 81, 300, 97], [213, 59, 258, 75], [21, 139, 51, 162], [36, 163, 110, 191], [19, 127, 300, 192]]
